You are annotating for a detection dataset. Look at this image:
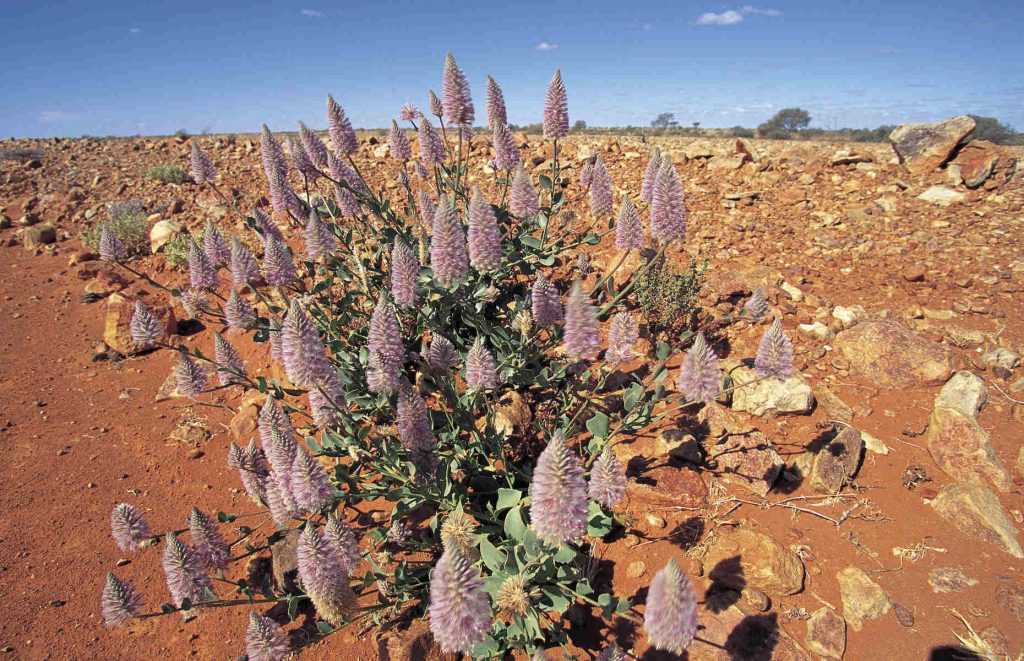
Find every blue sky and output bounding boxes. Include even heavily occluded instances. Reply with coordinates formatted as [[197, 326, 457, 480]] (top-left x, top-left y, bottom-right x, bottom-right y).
[[1, 0, 1022, 137]]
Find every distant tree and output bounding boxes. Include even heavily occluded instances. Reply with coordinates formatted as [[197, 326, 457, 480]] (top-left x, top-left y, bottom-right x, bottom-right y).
[[651, 112, 679, 129], [692, 122, 700, 129], [759, 107, 811, 133], [572, 119, 588, 130], [968, 115, 1023, 145]]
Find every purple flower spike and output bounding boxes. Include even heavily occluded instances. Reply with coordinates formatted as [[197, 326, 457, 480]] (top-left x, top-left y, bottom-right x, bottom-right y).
[[644, 557, 698, 655], [176, 350, 208, 397], [427, 334, 457, 375], [606, 311, 639, 366], [111, 503, 151, 551], [509, 164, 539, 218], [101, 572, 143, 628], [260, 125, 288, 213], [325, 513, 360, 574], [543, 70, 569, 141], [486, 75, 508, 128], [229, 441, 269, 505], [262, 236, 296, 287], [492, 122, 520, 171], [180, 289, 209, 319], [615, 198, 644, 251], [390, 241, 420, 308], [397, 383, 436, 470], [203, 220, 230, 267], [389, 120, 412, 161], [677, 332, 722, 403], [755, 318, 794, 380], [264, 426, 299, 490], [589, 156, 613, 217], [588, 447, 626, 508], [650, 158, 687, 243], [281, 299, 332, 388], [429, 89, 444, 118], [309, 371, 345, 427], [417, 190, 436, 225], [430, 196, 469, 285], [580, 159, 594, 189], [399, 103, 420, 122], [98, 224, 125, 262], [251, 208, 284, 243], [563, 282, 600, 362], [367, 295, 405, 393], [305, 211, 337, 260], [467, 187, 502, 272], [641, 147, 662, 204], [287, 135, 321, 181], [442, 53, 475, 126], [188, 240, 219, 290], [296, 524, 355, 626], [418, 117, 445, 165], [299, 121, 329, 169], [530, 430, 588, 545], [264, 472, 301, 527], [259, 396, 295, 449], [464, 337, 498, 391], [414, 160, 430, 181], [190, 141, 217, 184], [291, 449, 334, 512], [230, 238, 261, 288], [742, 288, 769, 321], [130, 300, 163, 349], [162, 531, 214, 608], [531, 273, 563, 328], [429, 546, 491, 654], [189, 507, 230, 572], [224, 288, 256, 331], [214, 333, 246, 386], [246, 612, 291, 661], [326, 94, 358, 156]]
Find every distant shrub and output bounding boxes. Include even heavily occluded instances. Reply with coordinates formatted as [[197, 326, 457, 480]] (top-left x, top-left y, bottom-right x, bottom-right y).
[[82, 199, 149, 256], [968, 115, 1024, 146], [728, 126, 755, 138], [174, 128, 191, 140], [0, 146, 43, 162], [147, 164, 192, 184], [635, 256, 706, 341], [758, 126, 792, 140]]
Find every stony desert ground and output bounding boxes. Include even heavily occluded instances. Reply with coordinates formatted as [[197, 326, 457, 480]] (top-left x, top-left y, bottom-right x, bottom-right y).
[[0, 121, 1022, 659]]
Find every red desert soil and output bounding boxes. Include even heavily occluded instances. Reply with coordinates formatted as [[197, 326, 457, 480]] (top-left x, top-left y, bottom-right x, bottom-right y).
[[0, 130, 1022, 660]]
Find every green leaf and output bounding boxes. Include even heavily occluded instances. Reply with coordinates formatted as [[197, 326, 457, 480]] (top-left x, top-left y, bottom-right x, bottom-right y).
[[287, 595, 300, 621], [216, 511, 236, 523], [480, 538, 507, 572], [585, 412, 609, 440], [316, 621, 335, 635], [520, 236, 542, 250], [495, 488, 522, 512], [539, 174, 553, 190], [623, 383, 644, 412], [503, 506, 527, 541], [587, 500, 614, 538], [656, 341, 671, 360]]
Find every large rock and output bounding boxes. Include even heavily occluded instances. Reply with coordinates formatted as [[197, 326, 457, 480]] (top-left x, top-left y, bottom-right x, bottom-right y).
[[623, 464, 707, 509], [889, 116, 975, 174], [836, 566, 890, 631], [103, 290, 177, 355], [377, 618, 454, 661], [917, 186, 966, 206], [689, 605, 813, 661], [930, 482, 1023, 558], [809, 426, 864, 494], [730, 365, 815, 417], [149, 219, 183, 253], [805, 607, 846, 659], [833, 320, 953, 388], [705, 529, 805, 597], [950, 140, 1017, 189], [708, 429, 785, 497]]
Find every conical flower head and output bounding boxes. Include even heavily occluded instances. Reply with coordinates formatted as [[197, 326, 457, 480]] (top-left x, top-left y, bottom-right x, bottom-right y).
[[615, 197, 644, 250], [531, 273, 562, 328], [264, 470, 301, 527], [563, 282, 600, 362], [179, 289, 208, 320], [580, 158, 595, 189], [417, 117, 445, 165], [606, 311, 639, 366], [427, 334, 457, 374], [325, 513, 360, 574], [464, 337, 497, 391], [529, 430, 588, 545], [190, 141, 216, 184], [467, 187, 502, 272], [246, 611, 291, 661], [188, 239, 219, 290], [367, 294, 404, 392], [417, 189, 436, 226], [327, 153, 362, 218], [229, 238, 260, 288], [389, 120, 411, 161], [98, 224, 126, 261], [299, 121, 329, 169], [260, 125, 288, 212], [442, 52, 475, 125], [262, 236, 296, 287], [485, 75, 508, 128], [309, 370, 345, 427], [589, 156, 613, 217], [111, 503, 151, 551], [588, 447, 626, 508], [130, 300, 163, 349], [640, 147, 662, 204], [162, 531, 214, 608], [259, 395, 296, 459], [644, 557, 698, 654], [101, 572, 143, 628], [296, 524, 355, 626], [414, 160, 430, 180], [189, 507, 230, 572], [281, 298, 332, 388], [203, 220, 230, 267], [326, 94, 357, 155], [399, 103, 420, 122], [305, 210, 337, 260], [251, 208, 283, 243], [428, 546, 491, 654], [214, 333, 246, 386], [176, 350, 208, 397], [755, 318, 794, 380], [390, 241, 420, 308], [543, 69, 569, 140], [509, 164, 539, 218], [430, 196, 469, 285], [291, 449, 334, 512], [397, 382, 436, 470], [288, 135, 321, 181], [229, 440, 270, 505], [492, 121, 520, 171], [429, 89, 444, 118], [742, 288, 769, 321], [224, 288, 256, 331], [650, 159, 687, 243], [677, 332, 722, 403]]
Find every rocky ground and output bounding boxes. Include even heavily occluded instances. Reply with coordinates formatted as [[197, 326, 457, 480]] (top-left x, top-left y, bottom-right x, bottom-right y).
[[0, 118, 1022, 660]]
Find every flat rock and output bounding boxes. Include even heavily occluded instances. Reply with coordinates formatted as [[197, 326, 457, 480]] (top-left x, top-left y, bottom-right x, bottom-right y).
[[689, 604, 813, 661], [837, 566, 890, 631], [833, 320, 952, 388], [982, 347, 1021, 370], [889, 115, 975, 174], [861, 431, 889, 455], [708, 428, 785, 496], [930, 482, 1023, 558], [917, 186, 966, 206], [934, 371, 987, 418], [699, 403, 757, 438], [995, 584, 1024, 624], [805, 607, 846, 659], [705, 529, 805, 597], [103, 290, 177, 356], [150, 219, 183, 253], [950, 139, 1017, 189], [21, 224, 56, 248], [730, 366, 815, 417], [927, 408, 1010, 492], [624, 464, 707, 509], [815, 385, 854, 422], [809, 426, 864, 494], [927, 567, 977, 594]]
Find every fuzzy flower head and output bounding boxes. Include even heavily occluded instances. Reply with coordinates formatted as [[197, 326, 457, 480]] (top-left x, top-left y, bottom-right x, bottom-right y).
[[580, 159, 595, 189], [429, 89, 444, 118], [641, 147, 662, 204], [531, 273, 562, 328], [309, 370, 345, 427], [427, 334, 457, 375], [589, 156, 613, 218], [299, 121, 329, 169], [492, 121, 520, 171], [543, 69, 569, 140], [467, 187, 502, 272], [418, 117, 445, 165], [262, 236, 296, 287], [214, 333, 246, 385], [260, 125, 288, 212], [606, 311, 639, 366], [390, 241, 420, 308], [189, 507, 230, 572], [291, 449, 334, 512], [296, 524, 355, 626], [396, 383, 436, 470], [325, 513, 360, 574], [281, 298, 332, 388], [188, 239, 219, 290], [326, 94, 358, 155], [388, 120, 411, 161], [225, 288, 256, 331], [203, 220, 230, 267], [246, 612, 291, 661], [288, 135, 321, 181], [229, 440, 270, 505], [251, 208, 283, 243], [742, 288, 769, 321], [530, 430, 588, 545], [615, 197, 644, 250], [563, 282, 600, 362], [190, 141, 217, 184], [230, 238, 261, 288], [430, 196, 469, 285], [130, 300, 164, 349], [755, 318, 794, 380], [677, 332, 722, 403], [176, 350, 208, 397], [162, 531, 214, 608], [650, 158, 687, 243], [98, 224, 126, 262], [597, 643, 627, 661], [305, 210, 337, 260], [414, 160, 430, 181], [429, 546, 492, 654], [440, 506, 478, 557], [110, 503, 151, 551], [260, 396, 296, 460], [496, 574, 531, 618], [589, 447, 626, 508], [367, 294, 405, 392], [442, 52, 474, 125], [464, 337, 498, 391], [644, 557, 698, 655], [509, 164, 539, 218], [417, 189, 436, 225], [101, 572, 143, 628], [180, 289, 209, 320], [485, 75, 508, 128], [399, 103, 420, 122]]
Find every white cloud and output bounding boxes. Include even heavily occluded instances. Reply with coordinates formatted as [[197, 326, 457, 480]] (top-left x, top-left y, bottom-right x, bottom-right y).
[[741, 5, 781, 16], [642, 22, 653, 31], [695, 10, 744, 25], [300, 9, 323, 18], [39, 111, 82, 123], [128, 27, 140, 34], [534, 41, 558, 51]]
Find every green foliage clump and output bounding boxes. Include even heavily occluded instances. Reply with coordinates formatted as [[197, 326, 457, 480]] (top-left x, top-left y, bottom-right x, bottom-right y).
[[163, 230, 199, 270], [759, 107, 811, 134], [147, 164, 192, 184], [968, 115, 1024, 145], [81, 198, 149, 256], [635, 256, 706, 340]]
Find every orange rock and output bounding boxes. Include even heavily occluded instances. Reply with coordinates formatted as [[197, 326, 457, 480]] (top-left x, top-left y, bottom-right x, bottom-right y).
[[949, 139, 1017, 189]]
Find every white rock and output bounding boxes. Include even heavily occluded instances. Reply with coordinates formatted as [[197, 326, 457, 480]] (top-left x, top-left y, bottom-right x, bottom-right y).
[[781, 282, 804, 302], [799, 321, 832, 341], [731, 366, 815, 417], [862, 431, 889, 455], [982, 348, 1021, 370], [935, 371, 987, 420], [917, 186, 966, 206], [149, 220, 183, 253], [832, 305, 867, 329]]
